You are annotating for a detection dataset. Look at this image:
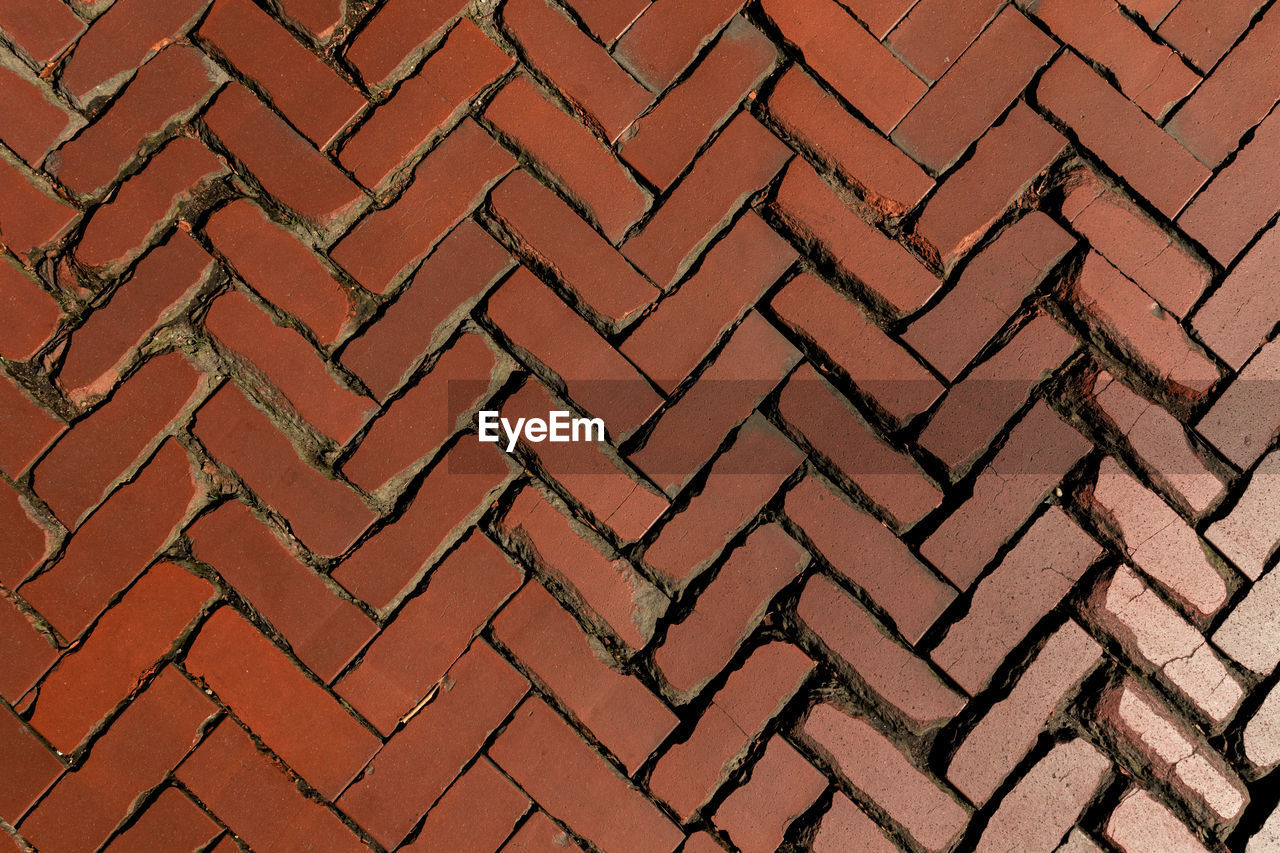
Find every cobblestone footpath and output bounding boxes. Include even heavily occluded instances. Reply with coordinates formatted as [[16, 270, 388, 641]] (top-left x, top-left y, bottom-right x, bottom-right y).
[[4, 0, 1280, 850]]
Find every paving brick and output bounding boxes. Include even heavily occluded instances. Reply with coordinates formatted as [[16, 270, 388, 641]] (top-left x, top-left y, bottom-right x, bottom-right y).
[[339, 642, 527, 848], [491, 697, 684, 853], [713, 735, 826, 853], [948, 620, 1103, 804], [342, 220, 512, 398], [0, 0, 83, 65], [915, 103, 1067, 269], [893, 7, 1056, 173], [100, 787, 220, 853], [0, 159, 77, 263], [1059, 828, 1107, 853], [341, 19, 512, 190], [1193, 221, 1280, 371], [405, 759, 530, 853], [885, 0, 1004, 83], [187, 500, 376, 683], [621, 16, 776, 190], [61, 0, 205, 104], [0, 482, 48, 588], [803, 702, 968, 852], [0, 592, 56, 704], [624, 112, 789, 288], [20, 667, 214, 853], [1213, 568, 1280, 674], [0, 695, 61, 823], [20, 439, 198, 640], [613, 0, 741, 93], [29, 561, 213, 753], [812, 795, 898, 853], [203, 83, 364, 230], [767, 66, 932, 217], [346, 0, 469, 88], [1244, 681, 1280, 772], [799, 573, 965, 729], [489, 169, 657, 328], [774, 159, 940, 316], [1197, 336, 1280, 469], [771, 273, 942, 422], [922, 402, 1091, 589], [330, 440, 511, 609], [1105, 788, 1211, 853], [204, 199, 351, 345], [648, 641, 812, 820], [1121, 0, 1179, 24], [761, 0, 923, 132], [176, 718, 368, 853], [1157, 0, 1261, 72], [1206, 450, 1280, 580], [0, 257, 61, 361], [1246, 802, 1280, 852], [276, 0, 342, 39], [193, 385, 374, 558], [332, 118, 512, 292], [501, 811, 586, 852], [621, 212, 794, 391], [0, 63, 74, 164]]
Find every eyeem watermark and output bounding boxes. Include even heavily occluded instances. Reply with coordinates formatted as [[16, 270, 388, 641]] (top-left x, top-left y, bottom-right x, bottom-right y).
[[478, 410, 605, 452]]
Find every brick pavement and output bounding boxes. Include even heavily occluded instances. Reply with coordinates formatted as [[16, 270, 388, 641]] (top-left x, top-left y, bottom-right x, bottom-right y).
[[2, 0, 1280, 850]]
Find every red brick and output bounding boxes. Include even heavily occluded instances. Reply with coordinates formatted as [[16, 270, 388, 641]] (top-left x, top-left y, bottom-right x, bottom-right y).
[[187, 501, 376, 683], [780, 364, 941, 527], [564, 0, 649, 41], [495, 581, 677, 771], [0, 593, 57, 707], [767, 66, 933, 217], [762, 0, 923, 131], [502, 0, 650, 141], [1064, 165, 1209, 318], [0, 64, 74, 164], [1205, 450, 1280, 580], [406, 759, 530, 853], [915, 102, 1067, 268], [60, 0, 206, 104], [34, 352, 203, 528], [0, 159, 76, 262], [198, 0, 364, 147], [489, 169, 657, 328], [492, 697, 684, 853], [893, 7, 1056, 172], [1040, 53, 1209, 218], [204, 199, 352, 344], [501, 811, 586, 852], [613, 0, 741, 93], [29, 562, 212, 753], [655, 523, 807, 696], [500, 486, 664, 649], [342, 221, 511, 397], [713, 736, 827, 853], [331, 440, 511, 609], [486, 77, 647, 245], [1105, 788, 1209, 853], [1165, 2, 1280, 167], [922, 402, 1091, 589], [803, 703, 968, 852], [1075, 252, 1220, 398], [276, 0, 342, 38], [621, 17, 775, 190], [345, 332, 498, 492], [341, 19, 512, 189], [648, 641, 812, 820], [20, 667, 215, 853], [1121, 0, 1179, 24], [49, 45, 221, 197], [0, 257, 61, 361], [633, 312, 799, 494], [1158, 0, 1260, 72], [176, 719, 367, 853], [622, 212, 794, 391], [1198, 337, 1280, 469], [774, 159, 940, 316], [100, 787, 220, 853], [332, 118, 511, 291], [336, 532, 521, 732], [488, 267, 661, 437], [623, 112, 789, 287], [192, 385, 374, 557], [645, 414, 802, 585], [0, 483, 48, 588], [184, 607, 380, 798], [345, 0, 469, 88], [812, 795, 898, 853], [338, 642, 527, 848], [202, 83, 364, 231], [0, 372, 62, 480], [771, 273, 942, 422], [799, 574, 965, 729], [885, 0, 1004, 82], [786, 473, 953, 643], [205, 289, 372, 443], [947, 620, 1102, 805], [76, 138, 225, 272], [0, 0, 83, 64], [921, 313, 1077, 473]]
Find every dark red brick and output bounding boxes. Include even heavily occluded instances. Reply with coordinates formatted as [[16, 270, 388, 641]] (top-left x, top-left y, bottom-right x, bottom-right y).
[[187, 500, 377, 683], [341, 19, 512, 189], [0, 374, 62, 478], [0, 592, 57, 704], [192, 385, 374, 557], [613, 0, 742, 93], [713, 735, 827, 853], [0, 0, 83, 65], [564, 0, 649, 42], [345, 0, 469, 88], [1158, 0, 1260, 72], [0, 704, 60, 825], [0, 63, 74, 164], [332, 118, 511, 292], [0, 256, 61, 361], [500, 811, 586, 852], [406, 760, 529, 853], [885, 0, 1004, 82], [0, 158, 77, 262], [100, 787, 220, 853], [277, 0, 342, 38], [0, 482, 48, 588]]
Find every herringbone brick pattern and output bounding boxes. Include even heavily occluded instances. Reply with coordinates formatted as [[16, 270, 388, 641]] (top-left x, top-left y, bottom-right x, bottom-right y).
[[3, 0, 1280, 850]]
